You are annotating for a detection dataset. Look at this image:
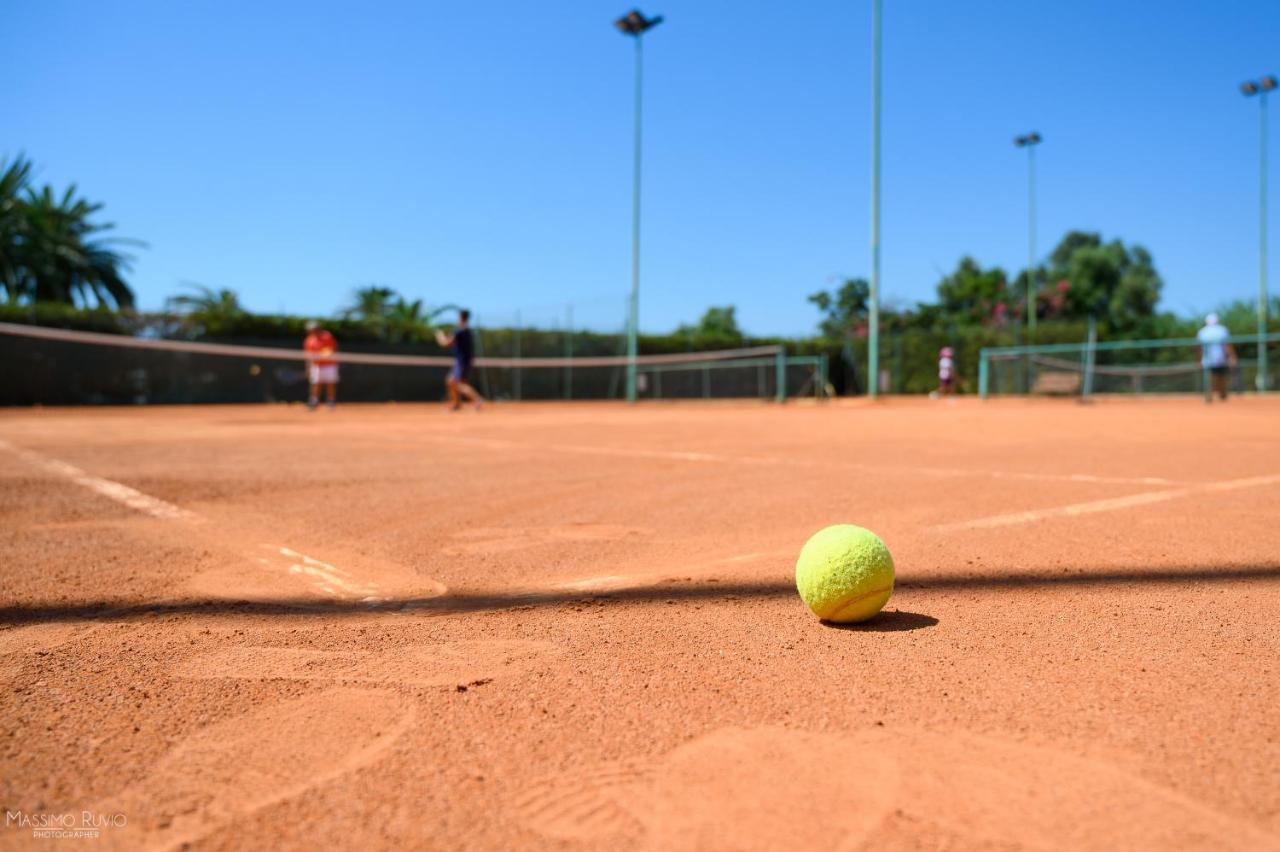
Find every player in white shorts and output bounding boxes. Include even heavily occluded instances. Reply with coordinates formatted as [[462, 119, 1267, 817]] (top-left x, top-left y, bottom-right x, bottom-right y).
[[303, 320, 339, 410]]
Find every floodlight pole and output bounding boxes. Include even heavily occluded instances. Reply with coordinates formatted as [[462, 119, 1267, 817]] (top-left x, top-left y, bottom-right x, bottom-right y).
[[1027, 142, 1036, 332], [868, 0, 882, 399], [1262, 88, 1270, 392], [1014, 132, 1042, 333], [627, 34, 644, 403], [1242, 76, 1275, 392], [617, 10, 663, 403]]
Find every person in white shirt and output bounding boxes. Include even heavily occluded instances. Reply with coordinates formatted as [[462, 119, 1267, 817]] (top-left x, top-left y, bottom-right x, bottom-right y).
[[935, 347, 956, 397], [1196, 313, 1236, 402]]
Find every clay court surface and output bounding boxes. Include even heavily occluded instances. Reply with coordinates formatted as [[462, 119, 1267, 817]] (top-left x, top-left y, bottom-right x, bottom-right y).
[[2, 397, 1278, 850]]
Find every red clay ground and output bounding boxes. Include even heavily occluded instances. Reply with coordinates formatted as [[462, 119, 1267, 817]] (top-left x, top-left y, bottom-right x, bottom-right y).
[[1, 397, 1278, 850]]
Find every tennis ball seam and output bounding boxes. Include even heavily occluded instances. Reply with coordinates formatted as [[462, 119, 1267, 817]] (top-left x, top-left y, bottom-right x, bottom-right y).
[[823, 584, 893, 620]]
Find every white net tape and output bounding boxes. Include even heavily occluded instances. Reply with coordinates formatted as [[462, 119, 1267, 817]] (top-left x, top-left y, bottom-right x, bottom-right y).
[[0, 322, 781, 369]]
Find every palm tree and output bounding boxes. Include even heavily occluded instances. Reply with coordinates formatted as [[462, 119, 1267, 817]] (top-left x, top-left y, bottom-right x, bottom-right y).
[[342, 285, 459, 341], [166, 282, 244, 318], [0, 155, 34, 301], [2, 166, 141, 309], [163, 283, 245, 338], [4, 171, 141, 307], [389, 296, 462, 339], [343, 286, 398, 322], [20, 185, 140, 308], [424, 302, 462, 324], [387, 296, 423, 322], [381, 296, 420, 342]]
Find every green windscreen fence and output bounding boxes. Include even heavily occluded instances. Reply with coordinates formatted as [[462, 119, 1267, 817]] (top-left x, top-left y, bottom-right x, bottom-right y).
[[979, 333, 1280, 399], [0, 322, 828, 406]]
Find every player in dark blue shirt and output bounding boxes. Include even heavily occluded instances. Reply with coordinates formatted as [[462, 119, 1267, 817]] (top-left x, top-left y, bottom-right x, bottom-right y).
[[434, 309, 485, 411]]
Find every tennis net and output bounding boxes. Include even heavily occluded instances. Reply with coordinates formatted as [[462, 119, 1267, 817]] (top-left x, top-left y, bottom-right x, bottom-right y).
[[0, 322, 828, 405], [978, 333, 1280, 399]]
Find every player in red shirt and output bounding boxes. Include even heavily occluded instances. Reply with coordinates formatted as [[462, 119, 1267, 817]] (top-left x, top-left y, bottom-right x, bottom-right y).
[[303, 320, 339, 410]]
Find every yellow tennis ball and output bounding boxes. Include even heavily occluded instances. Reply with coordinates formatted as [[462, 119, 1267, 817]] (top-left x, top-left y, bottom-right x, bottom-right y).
[[795, 525, 895, 622]]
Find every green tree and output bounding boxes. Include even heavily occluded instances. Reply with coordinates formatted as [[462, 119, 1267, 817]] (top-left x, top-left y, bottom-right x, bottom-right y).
[[0, 157, 139, 308], [1212, 296, 1280, 336], [677, 305, 742, 340], [808, 278, 870, 339], [935, 257, 1012, 325], [1042, 231, 1162, 329], [1048, 231, 1102, 269]]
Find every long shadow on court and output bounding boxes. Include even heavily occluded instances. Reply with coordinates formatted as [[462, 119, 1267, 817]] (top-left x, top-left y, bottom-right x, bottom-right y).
[[0, 581, 796, 626], [1, 564, 1278, 626], [896, 564, 1280, 590]]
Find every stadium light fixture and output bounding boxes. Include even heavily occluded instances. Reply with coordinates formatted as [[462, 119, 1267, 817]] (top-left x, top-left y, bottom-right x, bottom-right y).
[[616, 9, 663, 403], [1013, 131, 1043, 331], [1241, 76, 1275, 392], [615, 10, 663, 36]]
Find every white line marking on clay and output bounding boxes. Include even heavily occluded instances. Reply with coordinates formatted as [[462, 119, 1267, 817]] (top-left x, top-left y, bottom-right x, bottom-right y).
[[933, 473, 1280, 532], [1, 438, 198, 521], [0, 438, 393, 607]]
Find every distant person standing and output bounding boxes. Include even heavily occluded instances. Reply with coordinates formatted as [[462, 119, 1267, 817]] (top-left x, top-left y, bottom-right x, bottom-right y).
[[1197, 313, 1236, 402], [303, 320, 339, 410], [434, 309, 484, 411], [934, 346, 956, 398]]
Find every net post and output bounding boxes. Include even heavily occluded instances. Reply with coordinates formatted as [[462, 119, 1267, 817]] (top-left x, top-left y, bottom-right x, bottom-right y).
[[514, 311, 523, 401], [775, 347, 786, 403], [564, 304, 573, 400], [978, 348, 989, 400], [820, 352, 829, 399], [1255, 331, 1267, 393], [1078, 339, 1088, 389], [1082, 316, 1097, 400]]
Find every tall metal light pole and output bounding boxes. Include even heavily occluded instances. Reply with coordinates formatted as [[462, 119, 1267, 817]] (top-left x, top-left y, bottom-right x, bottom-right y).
[[1014, 132, 1042, 333], [1242, 75, 1276, 392], [868, 0, 882, 398], [616, 9, 663, 403]]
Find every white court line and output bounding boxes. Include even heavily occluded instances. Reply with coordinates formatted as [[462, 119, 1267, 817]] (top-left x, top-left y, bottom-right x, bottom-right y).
[[550, 442, 724, 463], [932, 473, 1280, 532], [910, 466, 1175, 487], [1, 438, 386, 604], [554, 471, 1280, 588], [0, 437, 198, 521], [267, 547, 384, 602], [555, 443, 1179, 486], [422, 433, 1179, 487]]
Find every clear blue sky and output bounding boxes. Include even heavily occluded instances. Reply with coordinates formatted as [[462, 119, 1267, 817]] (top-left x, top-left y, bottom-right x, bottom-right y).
[[4, 0, 1278, 335]]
